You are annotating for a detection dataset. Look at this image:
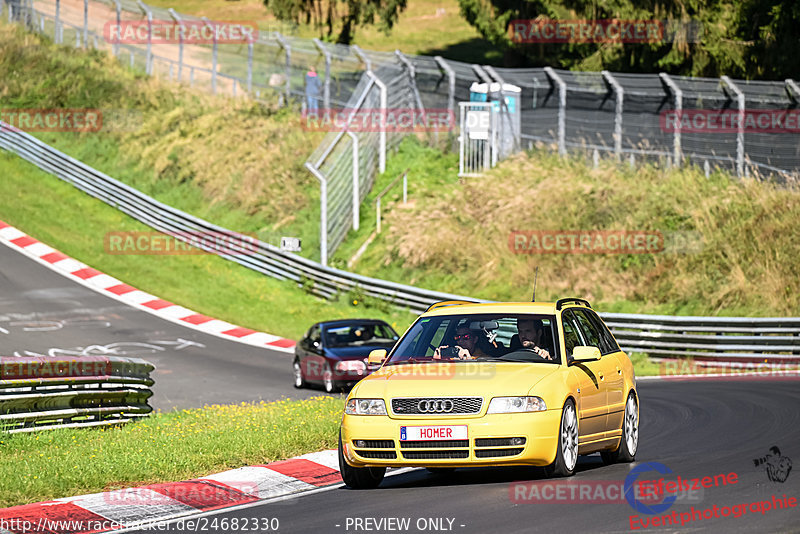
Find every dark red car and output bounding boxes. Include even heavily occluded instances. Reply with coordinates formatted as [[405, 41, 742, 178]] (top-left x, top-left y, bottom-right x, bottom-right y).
[[293, 319, 399, 393]]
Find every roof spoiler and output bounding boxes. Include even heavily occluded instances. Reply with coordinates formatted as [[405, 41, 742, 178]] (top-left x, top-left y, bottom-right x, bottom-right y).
[[555, 297, 592, 310], [425, 300, 478, 313]]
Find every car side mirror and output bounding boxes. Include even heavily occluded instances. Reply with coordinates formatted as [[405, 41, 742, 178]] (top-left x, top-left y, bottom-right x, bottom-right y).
[[572, 346, 601, 362], [367, 349, 387, 365]]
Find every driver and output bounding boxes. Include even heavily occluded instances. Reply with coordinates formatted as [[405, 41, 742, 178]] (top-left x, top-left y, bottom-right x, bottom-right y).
[[433, 326, 490, 360], [511, 318, 553, 360]]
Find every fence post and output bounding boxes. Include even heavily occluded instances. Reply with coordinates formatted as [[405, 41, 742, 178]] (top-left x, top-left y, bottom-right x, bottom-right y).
[[721, 76, 745, 177], [168, 9, 183, 81], [395, 50, 427, 129], [304, 162, 328, 266], [83, 0, 88, 49], [313, 39, 331, 112], [112, 1, 121, 56], [659, 73, 683, 167], [786, 79, 800, 104], [247, 41, 253, 93], [275, 33, 291, 104], [202, 17, 218, 94], [351, 44, 372, 73], [434, 56, 455, 133], [366, 70, 387, 174], [601, 70, 624, 161], [54, 0, 60, 43], [136, 1, 152, 75], [544, 67, 566, 156], [347, 131, 360, 231]]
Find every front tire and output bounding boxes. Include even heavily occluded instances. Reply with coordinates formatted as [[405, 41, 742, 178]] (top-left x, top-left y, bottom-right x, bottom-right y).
[[601, 392, 638, 464], [322, 364, 337, 393], [338, 432, 385, 489], [293, 359, 306, 389], [543, 399, 578, 477]]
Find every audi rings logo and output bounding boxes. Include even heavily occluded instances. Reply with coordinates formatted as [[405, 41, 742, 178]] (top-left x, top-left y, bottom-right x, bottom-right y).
[[417, 399, 454, 413]]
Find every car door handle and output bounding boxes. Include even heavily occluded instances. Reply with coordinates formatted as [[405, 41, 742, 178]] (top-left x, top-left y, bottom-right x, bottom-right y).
[[616, 366, 622, 374]]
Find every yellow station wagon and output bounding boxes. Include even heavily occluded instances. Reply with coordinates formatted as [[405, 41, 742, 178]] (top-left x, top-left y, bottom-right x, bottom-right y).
[[338, 298, 639, 488]]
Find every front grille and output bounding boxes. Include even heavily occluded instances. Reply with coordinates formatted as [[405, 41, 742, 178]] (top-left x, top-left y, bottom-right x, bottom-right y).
[[353, 439, 394, 448], [400, 440, 469, 448], [475, 448, 524, 458], [391, 397, 483, 415], [475, 437, 526, 447], [356, 450, 397, 459], [402, 450, 469, 460]]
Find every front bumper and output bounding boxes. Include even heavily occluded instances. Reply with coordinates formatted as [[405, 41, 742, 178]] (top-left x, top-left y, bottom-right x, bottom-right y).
[[341, 410, 561, 468]]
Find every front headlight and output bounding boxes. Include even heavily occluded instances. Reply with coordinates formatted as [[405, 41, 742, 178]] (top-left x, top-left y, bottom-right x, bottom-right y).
[[345, 398, 387, 415], [487, 396, 546, 414], [335, 360, 367, 373]]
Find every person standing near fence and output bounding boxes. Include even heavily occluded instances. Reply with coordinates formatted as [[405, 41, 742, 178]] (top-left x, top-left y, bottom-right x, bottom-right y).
[[305, 65, 321, 115]]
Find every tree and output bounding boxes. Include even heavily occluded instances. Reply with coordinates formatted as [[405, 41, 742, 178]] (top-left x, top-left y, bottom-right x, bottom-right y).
[[263, 0, 407, 44], [456, 0, 799, 79]]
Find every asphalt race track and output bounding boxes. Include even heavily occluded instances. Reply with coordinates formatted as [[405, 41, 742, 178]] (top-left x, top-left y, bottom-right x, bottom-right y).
[[0, 242, 322, 410], [128, 380, 800, 534], [3, 242, 800, 533]]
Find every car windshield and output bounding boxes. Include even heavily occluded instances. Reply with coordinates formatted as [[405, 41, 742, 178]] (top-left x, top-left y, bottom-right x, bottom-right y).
[[386, 313, 560, 364], [324, 323, 398, 348]]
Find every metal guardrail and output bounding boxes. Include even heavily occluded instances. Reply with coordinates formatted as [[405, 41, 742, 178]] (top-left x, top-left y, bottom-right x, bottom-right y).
[[2, 124, 800, 363], [604, 313, 800, 363], [0, 355, 154, 433], [0, 121, 478, 314]]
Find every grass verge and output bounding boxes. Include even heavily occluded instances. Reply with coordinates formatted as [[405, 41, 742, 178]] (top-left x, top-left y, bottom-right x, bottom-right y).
[[0, 149, 416, 340], [0, 397, 344, 508], [333, 137, 800, 317]]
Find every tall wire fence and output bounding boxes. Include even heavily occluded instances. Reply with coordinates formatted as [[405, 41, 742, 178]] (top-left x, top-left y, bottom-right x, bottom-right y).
[[3, 0, 799, 264]]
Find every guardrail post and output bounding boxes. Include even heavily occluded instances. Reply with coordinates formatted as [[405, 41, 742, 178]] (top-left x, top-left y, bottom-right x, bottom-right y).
[[275, 33, 291, 104], [346, 131, 360, 231], [313, 38, 331, 113], [305, 162, 328, 266], [366, 70, 387, 174], [168, 9, 183, 81], [434, 56, 456, 134], [601, 70, 624, 161], [721, 76, 745, 177], [202, 17, 218, 94], [83, 0, 88, 49], [544, 67, 566, 156], [659, 73, 683, 167], [136, 1, 152, 75]]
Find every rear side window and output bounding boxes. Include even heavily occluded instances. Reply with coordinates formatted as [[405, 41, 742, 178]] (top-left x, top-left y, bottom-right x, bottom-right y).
[[584, 310, 620, 355], [572, 309, 602, 351], [561, 311, 582, 358]]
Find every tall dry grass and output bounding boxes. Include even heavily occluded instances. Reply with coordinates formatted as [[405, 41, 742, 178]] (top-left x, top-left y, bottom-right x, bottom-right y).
[[382, 149, 800, 316]]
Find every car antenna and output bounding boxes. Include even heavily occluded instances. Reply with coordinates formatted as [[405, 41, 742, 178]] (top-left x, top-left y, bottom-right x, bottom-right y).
[[531, 266, 539, 302]]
